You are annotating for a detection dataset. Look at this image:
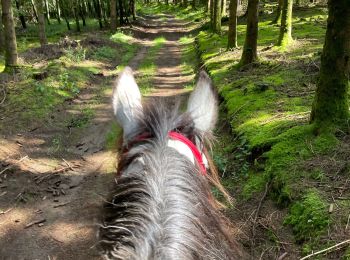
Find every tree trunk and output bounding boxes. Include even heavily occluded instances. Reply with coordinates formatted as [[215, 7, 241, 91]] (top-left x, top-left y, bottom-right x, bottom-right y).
[[118, 0, 123, 26], [35, 0, 48, 46], [31, 0, 39, 23], [100, 0, 108, 27], [131, 0, 136, 20], [44, 0, 50, 25], [310, 0, 350, 126], [15, 0, 27, 29], [221, 0, 226, 16], [227, 0, 238, 49], [0, 8, 5, 53], [95, 0, 103, 28], [55, 0, 61, 23], [1, 0, 18, 68], [213, 0, 222, 32], [239, 0, 259, 66], [59, 0, 70, 30], [271, 0, 283, 24], [74, 4, 80, 32], [277, 0, 293, 47], [210, 0, 214, 26], [79, 0, 86, 26], [110, 0, 117, 31]]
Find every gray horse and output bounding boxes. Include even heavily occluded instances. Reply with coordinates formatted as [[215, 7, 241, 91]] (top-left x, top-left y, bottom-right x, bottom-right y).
[[99, 67, 241, 260]]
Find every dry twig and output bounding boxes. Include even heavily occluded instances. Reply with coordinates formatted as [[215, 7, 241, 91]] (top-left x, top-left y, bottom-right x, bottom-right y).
[[252, 182, 270, 239], [25, 218, 46, 229], [0, 155, 28, 175], [300, 239, 350, 260], [0, 85, 6, 105]]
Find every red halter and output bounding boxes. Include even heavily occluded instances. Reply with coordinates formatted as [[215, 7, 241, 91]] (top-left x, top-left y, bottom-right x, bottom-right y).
[[125, 131, 207, 175], [168, 131, 207, 174]]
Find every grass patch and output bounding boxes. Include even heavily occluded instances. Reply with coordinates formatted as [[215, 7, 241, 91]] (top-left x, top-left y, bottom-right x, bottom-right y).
[[105, 122, 122, 150], [138, 36, 166, 94]]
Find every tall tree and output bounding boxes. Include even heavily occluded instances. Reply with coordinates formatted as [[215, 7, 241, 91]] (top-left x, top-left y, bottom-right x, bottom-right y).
[[227, 0, 238, 49], [1, 0, 18, 68], [277, 0, 293, 47], [15, 0, 27, 29], [55, 0, 61, 23], [310, 0, 350, 126], [30, 0, 39, 22], [210, 0, 214, 25], [239, 0, 259, 66], [73, 0, 80, 32], [271, 0, 283, 24], [35, 0, 48, 46], [213, 0, 222, 32], [59, 0, 71, 30], [110, 0, 117, 31], [221, 0, 226, 16], [44, 0, 50, 24], [130, 0, 136, 20], [95, 0, 103, 28], [0, 8, 5, 54], [79, 0, 87, 26]]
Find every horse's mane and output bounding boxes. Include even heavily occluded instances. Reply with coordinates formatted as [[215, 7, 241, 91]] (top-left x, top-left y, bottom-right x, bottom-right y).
[[99, 98, 240, 259]]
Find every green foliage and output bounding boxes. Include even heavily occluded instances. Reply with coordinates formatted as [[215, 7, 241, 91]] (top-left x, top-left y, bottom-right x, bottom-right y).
[[64, 45, 86, 62], [343, 247, 350, 260], [196, 6, 341, 208], [67, 107, 94, 128], [110, 30, 138, 66], [284, 189, 329, 243], [110, 30, 134, 44], [92, 46, 118, 61], [59, 72, 80, 95]]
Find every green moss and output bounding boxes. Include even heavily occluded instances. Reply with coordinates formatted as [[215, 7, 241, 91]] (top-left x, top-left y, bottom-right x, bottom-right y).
[[243, 172, 267, 198], [284, 189, 329, 243]]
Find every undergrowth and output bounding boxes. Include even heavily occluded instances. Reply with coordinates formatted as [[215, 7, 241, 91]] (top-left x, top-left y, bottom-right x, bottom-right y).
[[182, 3, 350, 258]]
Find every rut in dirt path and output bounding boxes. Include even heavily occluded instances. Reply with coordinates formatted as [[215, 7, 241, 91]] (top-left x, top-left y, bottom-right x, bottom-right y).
[[0, 14, 198, 260]]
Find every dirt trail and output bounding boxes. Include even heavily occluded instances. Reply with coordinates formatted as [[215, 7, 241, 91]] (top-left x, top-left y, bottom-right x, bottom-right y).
[[0, 14, 194, 260]]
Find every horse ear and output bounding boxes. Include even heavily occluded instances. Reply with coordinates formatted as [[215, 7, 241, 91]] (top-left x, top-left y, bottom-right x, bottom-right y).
[[187, 71, 218, 132], [113, 67, 143, 140]]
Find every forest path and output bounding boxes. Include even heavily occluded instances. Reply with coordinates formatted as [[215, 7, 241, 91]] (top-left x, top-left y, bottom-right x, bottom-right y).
[[0, 13, 195, 260]]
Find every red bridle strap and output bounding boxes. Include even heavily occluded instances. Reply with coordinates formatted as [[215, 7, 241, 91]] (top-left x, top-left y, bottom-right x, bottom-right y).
[[168, 131, 207, 175], [124, 131, 207, 175]]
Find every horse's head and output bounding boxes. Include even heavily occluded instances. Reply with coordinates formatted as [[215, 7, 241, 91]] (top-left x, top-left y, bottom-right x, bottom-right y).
[[100, 67, 239, 260], [113, 66, 218, 143]]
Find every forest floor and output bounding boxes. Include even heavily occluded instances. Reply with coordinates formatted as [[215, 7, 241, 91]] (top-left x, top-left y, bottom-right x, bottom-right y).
[[0, 14, 197, 259]]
